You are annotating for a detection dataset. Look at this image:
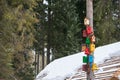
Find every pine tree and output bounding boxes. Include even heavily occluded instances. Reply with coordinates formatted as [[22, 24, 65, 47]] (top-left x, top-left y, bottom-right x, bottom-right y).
[[48, 0, 81, 59], [34, 0, 46, 72], [94, 0, 120, 46], [9, 0, 37, 79], [0, 0, 38, 79], [0, 0, 14, 79], [112, 0, 120, 41], [35, 0, 81, 63]]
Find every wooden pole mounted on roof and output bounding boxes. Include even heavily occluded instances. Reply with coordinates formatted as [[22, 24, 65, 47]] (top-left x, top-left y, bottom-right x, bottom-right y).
[[86, 0, 94, 80]]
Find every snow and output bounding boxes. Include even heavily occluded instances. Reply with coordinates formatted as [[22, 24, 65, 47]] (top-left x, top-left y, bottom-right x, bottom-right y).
[[43, 0, 48, 5], [99, 63, 120, 69], [96, 68, 118, 74], [36, 42, 120, 80], [36, 52, 86, 80], [94, 42, 120, 64]]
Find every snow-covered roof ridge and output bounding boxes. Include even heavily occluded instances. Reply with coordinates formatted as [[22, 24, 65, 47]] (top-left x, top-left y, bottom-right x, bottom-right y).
[[94, 42, 120, 63], [36, 52, 85, 80], [36, 41, 120, 80]]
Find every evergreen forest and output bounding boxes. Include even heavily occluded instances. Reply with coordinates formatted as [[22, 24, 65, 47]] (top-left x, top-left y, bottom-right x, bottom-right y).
[[0, 0, 120, 80]]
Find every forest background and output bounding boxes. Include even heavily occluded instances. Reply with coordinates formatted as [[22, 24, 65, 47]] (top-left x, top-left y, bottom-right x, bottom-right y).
[[0, 0, 120, 80]]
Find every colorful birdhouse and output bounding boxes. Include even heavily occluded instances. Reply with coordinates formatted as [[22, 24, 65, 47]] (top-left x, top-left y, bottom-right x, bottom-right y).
[[90, 43, 95, 53], [92, 63, 98, 71], [84, 18, 89, 26], [82, 30, 87, 37], [83, 56, 88, 63], [81, 44, 86, 52], [91, 35, 95, 43], [82, 64, 88, 71], [85, 47, 90, 55], [86, 37, 90, 44], [88, 55, 93, 63], [86, 26, 93, 35]]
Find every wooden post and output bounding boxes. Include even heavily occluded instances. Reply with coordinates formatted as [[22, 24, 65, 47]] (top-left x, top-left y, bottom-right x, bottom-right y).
[[86, 0, 94, 80], [86, 0, 93, 29]]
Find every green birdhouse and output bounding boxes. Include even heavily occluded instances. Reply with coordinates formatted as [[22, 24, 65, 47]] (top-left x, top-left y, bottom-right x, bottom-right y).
[[83, 56, 88, 63], [86, 37, 90, 44]]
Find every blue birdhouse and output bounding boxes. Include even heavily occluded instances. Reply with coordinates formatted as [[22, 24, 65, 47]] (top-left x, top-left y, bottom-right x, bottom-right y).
[[88, 55, 93, 63]]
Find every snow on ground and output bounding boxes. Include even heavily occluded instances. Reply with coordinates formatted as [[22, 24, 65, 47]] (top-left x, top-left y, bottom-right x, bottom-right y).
[[36, 42, 120, 80]]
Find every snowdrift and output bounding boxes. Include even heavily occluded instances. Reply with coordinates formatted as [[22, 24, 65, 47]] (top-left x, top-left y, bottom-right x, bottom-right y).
[[36, 42, 120, 80]]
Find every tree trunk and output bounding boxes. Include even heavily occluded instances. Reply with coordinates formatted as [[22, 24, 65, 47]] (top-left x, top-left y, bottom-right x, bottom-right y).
[[47, 0, 51, 64], [37, 52, 40, 74], [86, 0, 94, 80], [35, 52, 37, 76], [42, 47, 45, 69]]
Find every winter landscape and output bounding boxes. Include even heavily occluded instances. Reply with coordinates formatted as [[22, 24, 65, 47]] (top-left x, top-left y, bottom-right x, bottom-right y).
[[0, 0, 120, 80], [36, 42, 120, 80]]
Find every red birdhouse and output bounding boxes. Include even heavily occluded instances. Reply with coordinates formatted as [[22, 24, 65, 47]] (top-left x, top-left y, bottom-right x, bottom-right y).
[[85, 47, 90, 55], [82, 30, 87, 37], [90, 35, 95, 43], [82, 64, 88, 71], [86, 26, 93, 35]]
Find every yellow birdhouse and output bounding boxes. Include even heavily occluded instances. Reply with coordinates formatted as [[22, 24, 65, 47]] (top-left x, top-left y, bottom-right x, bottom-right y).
[[92, 63, 98, 71], [84, 18, 89, 26], [90, 43, 95, 53]]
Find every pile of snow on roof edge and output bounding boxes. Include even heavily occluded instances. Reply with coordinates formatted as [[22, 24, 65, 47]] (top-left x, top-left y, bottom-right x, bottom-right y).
[[36, 42, 120, 80]]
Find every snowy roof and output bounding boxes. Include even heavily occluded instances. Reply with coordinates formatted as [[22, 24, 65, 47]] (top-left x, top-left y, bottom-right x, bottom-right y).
[[36, 42, 120, 80]]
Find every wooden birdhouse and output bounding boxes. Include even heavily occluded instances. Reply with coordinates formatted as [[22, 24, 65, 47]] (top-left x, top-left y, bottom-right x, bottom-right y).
[[84, 18, 89, 26], [82, 64, 88, 71], [82, 30, 87, 37], [81, 44, 86, 52], [86, 37, 90, 45], [83, 56, 88, 63], [92, 63, 98, 71], [91, 35, 95, 43], [86, 26, 93, 35], [88, 55, 93, 63], [85, 47, 90, 55], [90, 43, 95, 53]]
